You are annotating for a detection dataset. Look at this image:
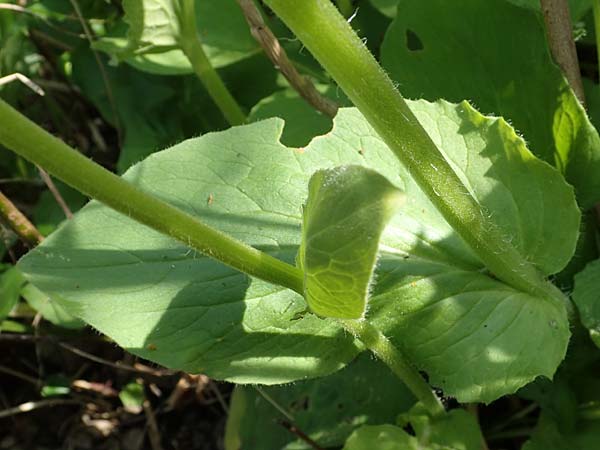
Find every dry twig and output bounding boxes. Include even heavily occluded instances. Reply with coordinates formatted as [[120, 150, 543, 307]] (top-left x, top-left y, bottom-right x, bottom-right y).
[[37, 167, 73, 219], [540, 0, 586, 105], [236, 0, 338, 117], [0, 190, 44, 247]]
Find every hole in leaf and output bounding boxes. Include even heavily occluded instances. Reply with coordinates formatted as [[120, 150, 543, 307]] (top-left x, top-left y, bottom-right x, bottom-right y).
[[406, 29, 424, 51]]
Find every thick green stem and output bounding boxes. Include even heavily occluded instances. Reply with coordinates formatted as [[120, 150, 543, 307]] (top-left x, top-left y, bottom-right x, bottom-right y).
[[264, 0, 566, 307], [340, 319, 445, 418], [0, 99, 302, 293], [177, 0, 246, 126]]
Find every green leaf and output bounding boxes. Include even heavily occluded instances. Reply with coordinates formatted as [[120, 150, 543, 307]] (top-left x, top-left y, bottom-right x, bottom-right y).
[[399, 404, 484, 450], [41, 375, 71, 398], [343, 425, 421, 450], [300, 166, 404, 319], [225, 353, 415, 450], [0, 266, 25, 320], [368, 0, 399, 18], [343, 404, 484, 450], [506, 0, 592, 20], [99, 0, 259, 73], [70, 49, 187, 173], [249, 87, 337, 147], [18, 101, 577, 400], [381, 0, 600, 208], [123, 0, 180, 54], [21, 283, 84, 329], [523, 414, 600, 450], [573, 259, 600, 347], [119, 381, 145, 414]]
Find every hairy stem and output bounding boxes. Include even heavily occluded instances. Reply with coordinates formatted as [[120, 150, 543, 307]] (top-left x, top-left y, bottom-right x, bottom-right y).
[[0, 189, 43, 247], [0, 99, 303, 293], [236, 0, 338, 117], [264, 0, 566, 307], [540, 0, 586, 106], [177, 0, 246, 126], [340, 319, 445, 418]]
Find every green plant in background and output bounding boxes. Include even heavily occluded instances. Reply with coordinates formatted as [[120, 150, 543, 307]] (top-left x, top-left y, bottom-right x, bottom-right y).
[[2, 0, 600, 448]]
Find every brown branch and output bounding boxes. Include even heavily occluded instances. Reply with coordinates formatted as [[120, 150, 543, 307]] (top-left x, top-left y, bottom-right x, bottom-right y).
[[278, 420, 324, 450], [540, 0, 586, 106], [236, 0, 338, 118], [37, 167, 73, 219], [143, 400, 164, 450], [0, 190, 44, 247], [0, 399, 82, 419], [0, 364, 40, 387]]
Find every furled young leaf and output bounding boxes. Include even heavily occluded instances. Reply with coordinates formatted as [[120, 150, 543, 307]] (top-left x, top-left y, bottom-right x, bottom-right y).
[[224, 353, 415, 450], [343, 425, 421, 450], [18, 101, 577, 401], [572, 259, 600, 347], [299, 166, 404, 319], [381, 0, 600, 208]]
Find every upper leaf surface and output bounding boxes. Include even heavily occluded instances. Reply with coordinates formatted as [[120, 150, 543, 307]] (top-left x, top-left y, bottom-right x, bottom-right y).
[[300, 166, 404, 319], [572, 259, 600, 347], [381, 0, 600, 208], [343, 425, 422, 450], [123, 0, 179, 53], [99, 0, 259, 73], [225, 353, 415, 450], [18, 101, 576, 400]]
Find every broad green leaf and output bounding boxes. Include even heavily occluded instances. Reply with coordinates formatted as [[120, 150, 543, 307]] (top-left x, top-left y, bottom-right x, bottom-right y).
[[18, 101, 577, 400], [123, 0, 179, 54], [0, 266, 25, 320], [21, 283, 84, 329], [225, 353, 415, 450], [249, 87, 336, 147], [506, 0, 592, 20], [300, 166, 404, 319], [345, 407, 483, 450], [98, 0, 259, 73], [381, 0, 600, 208], [523, 414, 600, 450], [399, 403, 484, 450], [375, 0, 592, 21], [343, 425, 421, 450], [572, 259, 600, 347], [369, 0, 398, 18]]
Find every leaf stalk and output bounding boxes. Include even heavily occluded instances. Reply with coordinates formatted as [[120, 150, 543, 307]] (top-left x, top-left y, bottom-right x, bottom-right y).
[[177, 0, 246, 126], [263, 0, 567, 308], [340, 319, 445, 418], [0, 99, 302, 294]]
